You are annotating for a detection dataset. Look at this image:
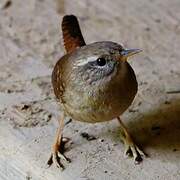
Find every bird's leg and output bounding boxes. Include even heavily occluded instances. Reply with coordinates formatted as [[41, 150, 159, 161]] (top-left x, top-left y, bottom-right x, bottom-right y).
[[47, 114, 70, 169], [117, 117, 146, 164]]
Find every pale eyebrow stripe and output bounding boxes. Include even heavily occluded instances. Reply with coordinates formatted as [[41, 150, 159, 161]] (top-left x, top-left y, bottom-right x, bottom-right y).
[[76, 56, 98, 66]]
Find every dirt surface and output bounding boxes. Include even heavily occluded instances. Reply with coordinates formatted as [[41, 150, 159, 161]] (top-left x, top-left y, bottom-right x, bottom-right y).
[[0, 0, 180, 180]]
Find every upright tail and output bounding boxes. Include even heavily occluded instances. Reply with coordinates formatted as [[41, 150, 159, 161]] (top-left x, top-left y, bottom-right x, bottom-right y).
[[62, 15, 86, 53]]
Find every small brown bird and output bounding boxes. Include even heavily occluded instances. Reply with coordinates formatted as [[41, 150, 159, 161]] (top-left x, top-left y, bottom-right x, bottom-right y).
[[47, 15, 146, 169]]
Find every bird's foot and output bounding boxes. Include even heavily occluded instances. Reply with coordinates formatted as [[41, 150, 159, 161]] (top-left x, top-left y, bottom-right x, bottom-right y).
[[47, 137, 71, 170], [47, 150, 71, 169], [123, 136, 147, 164], [118, 117, 147, 164]]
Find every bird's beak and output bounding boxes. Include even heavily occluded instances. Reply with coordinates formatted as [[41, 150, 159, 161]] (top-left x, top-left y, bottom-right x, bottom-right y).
[[120, 49, 142, 61]]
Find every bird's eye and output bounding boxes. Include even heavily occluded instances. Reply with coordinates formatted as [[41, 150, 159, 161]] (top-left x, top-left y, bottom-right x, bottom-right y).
[[96, 58, 106, 66]]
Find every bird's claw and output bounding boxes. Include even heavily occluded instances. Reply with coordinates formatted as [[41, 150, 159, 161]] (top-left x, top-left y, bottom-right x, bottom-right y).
[[47, 151, 71, 170], [124, 143, 147, 164], [47, 137, 71, 170]]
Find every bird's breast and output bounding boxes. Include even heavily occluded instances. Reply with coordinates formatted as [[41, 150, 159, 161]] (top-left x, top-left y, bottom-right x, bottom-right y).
[[62, 62, 137, 123]]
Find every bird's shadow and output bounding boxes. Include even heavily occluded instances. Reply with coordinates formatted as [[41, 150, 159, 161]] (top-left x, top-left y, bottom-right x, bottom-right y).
[[107, 98, 180, 154]]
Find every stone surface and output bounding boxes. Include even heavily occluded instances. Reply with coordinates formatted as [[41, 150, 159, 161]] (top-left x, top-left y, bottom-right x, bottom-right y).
[[0, 0, 180, 179]]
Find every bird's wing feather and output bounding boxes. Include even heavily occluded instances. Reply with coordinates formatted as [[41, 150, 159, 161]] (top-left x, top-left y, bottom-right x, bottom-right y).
[[52, 54, 69, 101], [62, 15, 86, 53]]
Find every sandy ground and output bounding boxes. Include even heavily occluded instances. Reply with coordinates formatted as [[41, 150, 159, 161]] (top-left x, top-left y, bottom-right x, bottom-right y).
[[0, 0, 180, 179]]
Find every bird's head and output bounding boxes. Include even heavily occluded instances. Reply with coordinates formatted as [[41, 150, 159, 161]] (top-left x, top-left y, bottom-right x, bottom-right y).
[[70, 41, 141, 85]]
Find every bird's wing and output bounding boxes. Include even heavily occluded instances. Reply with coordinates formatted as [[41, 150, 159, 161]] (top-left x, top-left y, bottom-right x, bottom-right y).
[[62, 15, 86, 53], [52, 54, 69, 101]]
